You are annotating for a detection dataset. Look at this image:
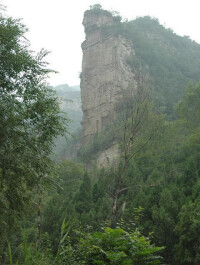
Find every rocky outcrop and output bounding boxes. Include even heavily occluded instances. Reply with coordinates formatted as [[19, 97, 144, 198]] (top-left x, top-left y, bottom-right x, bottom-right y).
[[80, 9, 137, 143], [96, 143, 119, 168]]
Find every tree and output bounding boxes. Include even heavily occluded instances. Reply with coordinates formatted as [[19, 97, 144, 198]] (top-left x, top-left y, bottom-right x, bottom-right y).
[[175, 199, 200, 265], [42, 160, 84, 250], [110, 71, 161, 225], [89, 4, 102, 10], [176, 82, 200, 128], [75, 172, 92, 215], [0, 14, 68, 260]]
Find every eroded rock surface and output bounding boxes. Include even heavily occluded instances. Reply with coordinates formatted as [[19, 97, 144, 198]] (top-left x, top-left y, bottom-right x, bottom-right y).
[[81, 9, 137, 143]]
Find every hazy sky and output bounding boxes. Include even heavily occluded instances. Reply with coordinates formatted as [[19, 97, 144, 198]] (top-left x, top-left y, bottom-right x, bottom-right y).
[[2, 0, 200, 86]]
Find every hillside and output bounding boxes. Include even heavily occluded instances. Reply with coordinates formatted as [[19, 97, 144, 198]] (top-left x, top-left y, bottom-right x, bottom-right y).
[[54, 83, 82, 132], [119, 16, 200, 117], [53, 84, 82, 160]]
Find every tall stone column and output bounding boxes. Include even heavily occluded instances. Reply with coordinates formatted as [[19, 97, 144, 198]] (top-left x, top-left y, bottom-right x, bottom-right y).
[[81, 8, 137, 143]]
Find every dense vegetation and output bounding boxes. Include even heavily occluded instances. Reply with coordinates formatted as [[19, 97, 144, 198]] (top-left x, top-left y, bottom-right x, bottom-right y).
[[0, 10, 69, 264], [1, 4, 200, 265], [44, 82, 200, 265]]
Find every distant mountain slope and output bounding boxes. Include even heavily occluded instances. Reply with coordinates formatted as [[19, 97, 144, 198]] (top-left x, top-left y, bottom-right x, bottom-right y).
[[118, 16, 200, 117], [54, 84, 82, 132], [52, 84, 82, 161]]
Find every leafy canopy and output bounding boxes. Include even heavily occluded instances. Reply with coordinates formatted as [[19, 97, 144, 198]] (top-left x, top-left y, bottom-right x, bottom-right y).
[[0, 13, 68, 251]]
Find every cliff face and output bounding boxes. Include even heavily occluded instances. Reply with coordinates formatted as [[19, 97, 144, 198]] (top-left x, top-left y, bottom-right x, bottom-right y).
[[81, 9, 137, 143]]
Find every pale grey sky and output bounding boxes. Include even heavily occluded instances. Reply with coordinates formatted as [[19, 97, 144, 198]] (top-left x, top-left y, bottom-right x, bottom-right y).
[[2, 0, 200, 86]]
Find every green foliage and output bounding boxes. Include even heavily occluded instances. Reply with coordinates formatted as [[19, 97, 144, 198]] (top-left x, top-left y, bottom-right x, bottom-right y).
[[85, 4, 113, 22], [7, 229, 53, 265], [66, 82, 200, 264], [76, 227, 163, 265], [42, 160, 84, 249], [0, 13, 68, 258], [77, 124, 117, 163], [8, 225, 163, 265], [175, 199, 200, 265], [55, 218, 73, 265], [176, 82, 200, 127], [75, 172, 92, 215], [124, 17, 200, 118]]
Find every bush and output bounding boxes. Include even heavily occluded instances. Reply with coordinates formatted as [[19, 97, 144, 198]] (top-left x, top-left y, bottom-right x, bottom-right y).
[[76, 227, 164, 265]]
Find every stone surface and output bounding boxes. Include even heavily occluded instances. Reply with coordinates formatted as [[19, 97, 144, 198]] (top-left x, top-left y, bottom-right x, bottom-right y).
[[80, 9, 137, 143], [96, 143, 119, 168]]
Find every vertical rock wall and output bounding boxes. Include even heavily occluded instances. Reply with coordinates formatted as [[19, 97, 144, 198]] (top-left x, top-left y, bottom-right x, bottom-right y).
[[81, 9, 137, 143]]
